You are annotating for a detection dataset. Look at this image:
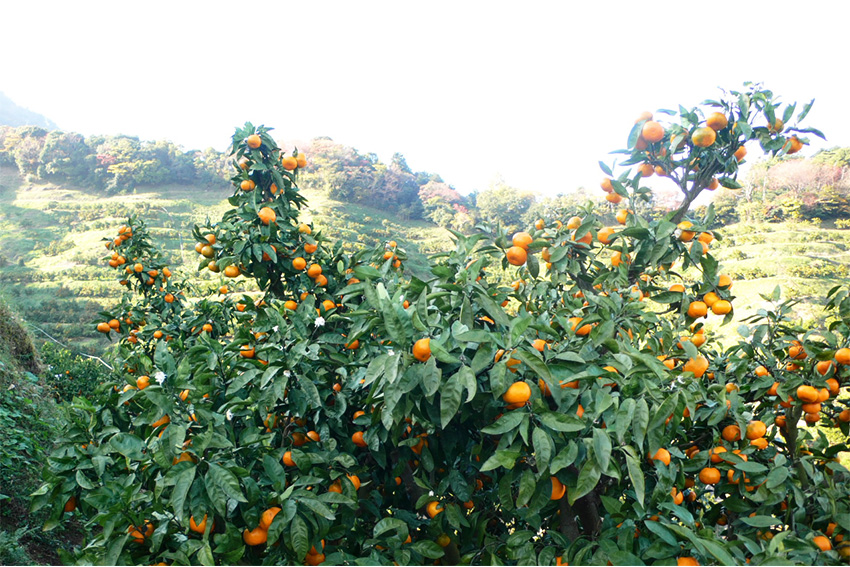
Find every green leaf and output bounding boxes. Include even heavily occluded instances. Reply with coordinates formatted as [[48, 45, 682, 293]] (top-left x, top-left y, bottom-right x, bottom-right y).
[[290, 513, 309, 560], [540, 411, 585, 433], [514, 349, 554, 383], [551, 442, 578, 474], [458, 365, 477, 402], [766, 467, 789, 489], [430, 340, 461, 364], [374, 517, 408, 539], [439, 376, 463, 428], [421, 357, 442, 397], [614, 398, 635, 444], [410, 541, 445, 559], [532, 427, 553, 472], [570, 460, 601, 504], [299, 497, 336, 520], [633, 399, 649, 448], [599, 161, 613, 176], [624, 448, 645, 507], [592, 429, 612, 472], [169, 466, 196, 519], [474, 289, 512, 327], [740, 515, 780, 528], [206, 462, 246, 502], [481, 411, 524, 435], [480, 450, 521, 472], [109, 433, 145, 459], [509, 314, 532, 346], [517, 469, 535, 508]]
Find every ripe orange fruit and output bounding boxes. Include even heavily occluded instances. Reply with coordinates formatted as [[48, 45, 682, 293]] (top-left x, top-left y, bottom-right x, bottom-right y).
[[785, 136, 803, 154], [616, 209, 630, 225], [734, 145, 747, 162], [813, 535, 832, 551], [605, 192, 623, 204], [503, 381, 531, 405], [512, 232, 533, 250], [281, 156, 298, 170], [708, 177, 720, 190], [282, 451, 296, 467], [64, 496, 77, 513], [835, 347, 850, 365], [569, 317, 592, 336], [722, 424, 741, 442], [746, 421, 766, 440], [291, 257, 307, 271], [651, 448, 671, 466], [702, 292, 720, 307], [352, 431, 367, 448], [710, 446, 727, 463], [307, 264, 322, 278], [532, 339, 547, 352], [816, 360, 833, 376], [642, 121, 664, 143], [600, 178, 614, 192], [136, 375, 151, 390], [699, 467, 721, 485], [224, 265, 240, 278], [691, 127, 716, 148], [258, 207, 276, 225], [413, 338, 431, 362], [240, 345, 255, 359], [96, 322, 111, 333], [189, 514, 210, 534], [711, 300, 732, 315], [677, 558, 699, 566], [240, 179, 256, 191], [506, 246, 527, 266], [769, 118, 784, 133], [706, 112, 729, 131], [677, 221, 696, 242], [796, 385, 819, 403], [687, 301, 708, 318], [597, 227, 615, 245], [151, 414, 170, 428], [635, 111, 653, 123], [826, 378, 840, 396], [683, 355, 708, 378], [638, 162, 654, 177], [304, 243, 318, 254], [550, 476, 566, 500], [243, 526, 268, 546], [426, 501, 444, 518], [295, 154, 308, 168], [246, 134, 262, 149]]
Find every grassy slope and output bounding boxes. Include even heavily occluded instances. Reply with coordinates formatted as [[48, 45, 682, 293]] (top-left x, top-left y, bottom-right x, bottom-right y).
[[0, 300, 81, 565], [0, 166, 452, 353], [699, 221, 850, 346]]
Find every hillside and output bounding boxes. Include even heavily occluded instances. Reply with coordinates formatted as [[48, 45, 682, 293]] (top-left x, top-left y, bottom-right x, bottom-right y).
[[0, 92, 58, 130], [0, 165, 453, 353]]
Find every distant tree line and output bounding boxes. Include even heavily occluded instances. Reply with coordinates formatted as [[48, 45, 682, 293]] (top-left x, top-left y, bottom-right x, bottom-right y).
[[0, 126, 229, 193], [710, 147, 850, 226], [5, 123, 845, 231]]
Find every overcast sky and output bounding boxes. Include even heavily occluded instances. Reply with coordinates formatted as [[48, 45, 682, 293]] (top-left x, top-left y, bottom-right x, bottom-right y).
[[2, 1, 848, 198]]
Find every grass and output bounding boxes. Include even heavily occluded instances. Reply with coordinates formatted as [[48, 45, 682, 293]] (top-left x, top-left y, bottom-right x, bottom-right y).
[[0, 166, 453, 354], [0, 300, 82, 565]]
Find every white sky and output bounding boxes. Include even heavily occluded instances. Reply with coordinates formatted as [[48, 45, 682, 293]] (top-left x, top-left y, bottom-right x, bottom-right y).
[[2, 1, 849, 198]]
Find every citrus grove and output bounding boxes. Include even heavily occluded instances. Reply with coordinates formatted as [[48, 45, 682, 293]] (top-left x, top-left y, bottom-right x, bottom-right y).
[[32, 87, 850, 565]]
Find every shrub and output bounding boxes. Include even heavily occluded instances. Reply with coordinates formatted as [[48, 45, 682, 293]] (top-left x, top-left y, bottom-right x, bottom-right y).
[[33, 90, 850, 566]]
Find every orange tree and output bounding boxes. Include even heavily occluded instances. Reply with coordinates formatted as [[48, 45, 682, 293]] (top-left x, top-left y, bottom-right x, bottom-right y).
[[32, 87, 850, 566]]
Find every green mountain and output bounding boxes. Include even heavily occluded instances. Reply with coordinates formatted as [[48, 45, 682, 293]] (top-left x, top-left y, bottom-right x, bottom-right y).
[[0, 92, 58, 129]]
